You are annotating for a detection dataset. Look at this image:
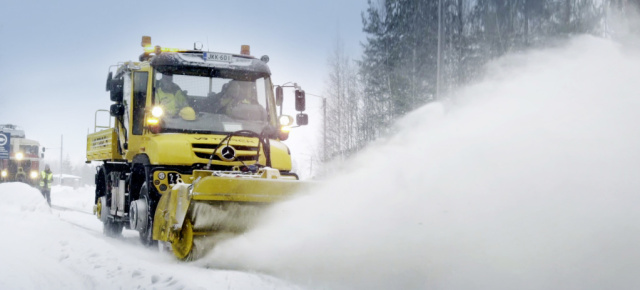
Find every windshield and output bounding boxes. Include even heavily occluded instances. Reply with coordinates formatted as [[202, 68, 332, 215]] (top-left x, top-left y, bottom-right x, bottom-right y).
[[19, 145, 39, 158], [153, 70, 273, 134]]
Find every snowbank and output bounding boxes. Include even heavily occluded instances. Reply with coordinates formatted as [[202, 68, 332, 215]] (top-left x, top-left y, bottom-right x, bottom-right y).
[[0, 183, 90, 289], [0, 182, 51, 213], [0, 183, 301, 289]]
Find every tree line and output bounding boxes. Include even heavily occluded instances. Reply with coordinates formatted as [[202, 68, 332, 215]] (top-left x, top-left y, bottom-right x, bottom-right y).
[[320, 0, 639, 166]]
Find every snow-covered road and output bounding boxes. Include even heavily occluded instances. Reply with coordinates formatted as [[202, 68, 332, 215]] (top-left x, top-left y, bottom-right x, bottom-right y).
[[0, 183, 300, 289]]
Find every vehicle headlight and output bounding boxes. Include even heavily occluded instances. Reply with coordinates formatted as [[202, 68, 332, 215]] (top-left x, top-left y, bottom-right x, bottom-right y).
[[279, 115, 293, 126], [158, 172, 166, 180], [151, 106, 164, 118], [30, 171, 38, 179], [15, 152, 24, 160], [1, 170, 7, 177]]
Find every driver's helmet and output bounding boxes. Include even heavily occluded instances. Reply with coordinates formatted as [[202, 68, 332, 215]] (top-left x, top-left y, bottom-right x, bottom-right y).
[[179, 107, 196, 121]]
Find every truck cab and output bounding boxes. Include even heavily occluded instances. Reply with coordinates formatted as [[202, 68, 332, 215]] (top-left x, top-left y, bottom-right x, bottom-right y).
[[0, 124, 41, 185], [86, 37, 308, 254]]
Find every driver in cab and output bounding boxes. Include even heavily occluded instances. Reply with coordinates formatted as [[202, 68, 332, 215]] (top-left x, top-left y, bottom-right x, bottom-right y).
[[156, 74, 195, 120], [216, 80, 266, 121]]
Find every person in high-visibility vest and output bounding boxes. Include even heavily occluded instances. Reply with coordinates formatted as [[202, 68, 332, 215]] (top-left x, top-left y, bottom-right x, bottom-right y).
[[156, 74, 189, 117], [15, 167, 26, 182], [39, 164, 53, 206]]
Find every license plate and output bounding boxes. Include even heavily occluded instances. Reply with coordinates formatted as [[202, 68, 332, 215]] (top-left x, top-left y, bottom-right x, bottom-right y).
[[206, 53, 233, 62]]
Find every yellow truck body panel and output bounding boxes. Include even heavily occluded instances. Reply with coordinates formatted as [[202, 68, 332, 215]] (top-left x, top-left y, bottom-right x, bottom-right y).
[[86, 128, 123, 161]]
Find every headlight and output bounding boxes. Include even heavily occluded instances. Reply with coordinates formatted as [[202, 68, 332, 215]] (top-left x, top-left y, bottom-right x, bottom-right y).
[[1, 170, 7, 177], [30, 171, 38, 179], [151, 106, 164, 117], [158, 172, 166, 180], [15, 152, 24, 160], [279, 115, 293, 126]]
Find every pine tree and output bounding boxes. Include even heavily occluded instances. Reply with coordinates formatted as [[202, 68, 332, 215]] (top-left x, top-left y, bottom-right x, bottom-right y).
[[322, 0, 612, 162]]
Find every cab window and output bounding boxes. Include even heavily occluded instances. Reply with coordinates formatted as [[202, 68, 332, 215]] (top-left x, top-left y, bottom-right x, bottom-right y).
[[132, 72, 148, 135]]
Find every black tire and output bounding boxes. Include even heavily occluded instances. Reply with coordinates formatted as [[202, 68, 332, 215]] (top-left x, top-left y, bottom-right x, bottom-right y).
[[98, 168, 123, 238], [139, 183, 158, 247], [95, 167, 107, 204]]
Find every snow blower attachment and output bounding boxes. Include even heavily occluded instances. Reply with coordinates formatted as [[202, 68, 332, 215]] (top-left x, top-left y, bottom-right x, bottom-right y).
[[154, 168, 305, 260], [87, 36, 310, 260]]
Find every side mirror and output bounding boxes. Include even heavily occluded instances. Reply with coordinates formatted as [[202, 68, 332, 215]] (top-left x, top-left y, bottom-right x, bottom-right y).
[[106, 72, 113, 92], [275, 86, 283, 107], [110, 103, 125, 117], [42, 147, 45, 153], [295, 89, 306, 111], [296, 113, 308, 126], [110, 78, 124, 103], [41, 153, 44, 158]]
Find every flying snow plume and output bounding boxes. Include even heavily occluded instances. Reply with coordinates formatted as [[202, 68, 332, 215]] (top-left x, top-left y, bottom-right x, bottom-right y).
[[199, 35, 640, 289]]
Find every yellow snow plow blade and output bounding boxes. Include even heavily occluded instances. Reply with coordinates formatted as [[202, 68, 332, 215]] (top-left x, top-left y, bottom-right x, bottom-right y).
[[153, 168, 307, 260]]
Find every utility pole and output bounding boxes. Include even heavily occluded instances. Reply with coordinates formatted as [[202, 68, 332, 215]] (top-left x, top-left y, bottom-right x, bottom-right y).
[[436, 0, 442, 100], [307, 93, 327, 163], [323, 97, 327, 162], [60, 134, 63, 185]]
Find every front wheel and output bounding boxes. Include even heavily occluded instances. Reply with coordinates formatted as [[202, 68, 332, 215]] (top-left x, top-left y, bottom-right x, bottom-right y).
[[137, 183, 157, 247]]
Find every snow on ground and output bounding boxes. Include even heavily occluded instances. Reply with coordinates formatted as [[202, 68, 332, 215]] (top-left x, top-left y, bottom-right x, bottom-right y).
[[0, 183, 301, 289]]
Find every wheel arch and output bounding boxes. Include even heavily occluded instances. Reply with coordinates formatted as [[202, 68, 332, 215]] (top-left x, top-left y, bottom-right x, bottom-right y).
[[94, 162, 130, 204], [94, 166, 107, 204], [131, 154, 159, 203], [129, 157, 148, 202]]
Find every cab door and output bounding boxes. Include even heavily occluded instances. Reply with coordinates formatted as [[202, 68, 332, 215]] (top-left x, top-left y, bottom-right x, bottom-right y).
[[125, 70, 150, 159]]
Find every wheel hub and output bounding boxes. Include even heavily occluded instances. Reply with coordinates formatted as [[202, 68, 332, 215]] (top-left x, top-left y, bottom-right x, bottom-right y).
[[130, 199, 149, 231]]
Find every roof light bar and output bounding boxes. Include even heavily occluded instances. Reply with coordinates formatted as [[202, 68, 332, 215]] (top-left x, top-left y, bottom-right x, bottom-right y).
[[143, 46, 184, 54]]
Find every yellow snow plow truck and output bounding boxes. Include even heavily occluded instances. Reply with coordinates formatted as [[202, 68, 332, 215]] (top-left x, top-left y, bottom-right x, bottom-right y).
[[86, 36, 309, 260]]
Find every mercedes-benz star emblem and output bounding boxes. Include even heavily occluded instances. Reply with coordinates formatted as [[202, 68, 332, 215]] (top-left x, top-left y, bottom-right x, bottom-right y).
[[219, 145, 236, 161]]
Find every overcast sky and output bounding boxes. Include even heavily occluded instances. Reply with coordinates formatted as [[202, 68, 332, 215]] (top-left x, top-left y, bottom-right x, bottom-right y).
[[0, 0, 368, 174]]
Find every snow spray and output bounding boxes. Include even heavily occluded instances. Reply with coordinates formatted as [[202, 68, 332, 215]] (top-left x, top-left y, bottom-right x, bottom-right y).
[[198, 35, 640, 290]]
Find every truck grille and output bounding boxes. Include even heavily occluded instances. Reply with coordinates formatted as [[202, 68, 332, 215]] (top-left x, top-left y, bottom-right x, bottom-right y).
[[192, 143, 260, 162]]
